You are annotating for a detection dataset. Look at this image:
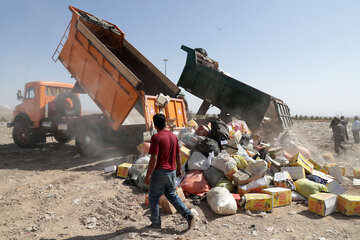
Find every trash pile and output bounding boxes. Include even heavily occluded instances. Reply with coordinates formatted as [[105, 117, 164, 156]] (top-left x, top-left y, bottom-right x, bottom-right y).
[[106, 118, 360, 217]]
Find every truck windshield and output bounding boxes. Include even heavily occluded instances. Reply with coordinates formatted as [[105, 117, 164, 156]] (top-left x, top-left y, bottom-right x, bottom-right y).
[[46, 86, 61, 96]]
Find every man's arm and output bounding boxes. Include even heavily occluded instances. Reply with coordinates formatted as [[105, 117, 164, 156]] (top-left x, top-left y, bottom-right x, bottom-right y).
[[144, 154, 157, 185]]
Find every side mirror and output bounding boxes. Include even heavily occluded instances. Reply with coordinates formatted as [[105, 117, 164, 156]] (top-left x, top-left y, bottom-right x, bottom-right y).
[[16, 90, 23, 100]]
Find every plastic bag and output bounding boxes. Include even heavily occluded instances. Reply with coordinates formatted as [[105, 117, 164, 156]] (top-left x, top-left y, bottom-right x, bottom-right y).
[[188, 151, 211, 170], [180, 170, 210, 196], [211, 150, 237, 174], [232, 155, 248, 169], [215, 177, 236, 193], [178, 127, 195, 140], [196, 137, 220, 157], [245, 159, 268, 177], [181, 133, 200, 150], [236, 144, 249, 156], [294, 178, 328, 198], [136, 170, 149, 191], [129, 155, 149, 175], [207, 187, 237, 215], [238, 176, 273, 196], [227, 120, 251, 135], [275, 156, 289, 166], [204, 166, 225, 187]]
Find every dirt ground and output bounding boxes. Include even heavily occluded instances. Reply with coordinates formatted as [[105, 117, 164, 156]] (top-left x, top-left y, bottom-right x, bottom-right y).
[[1, 120, 360, 240]]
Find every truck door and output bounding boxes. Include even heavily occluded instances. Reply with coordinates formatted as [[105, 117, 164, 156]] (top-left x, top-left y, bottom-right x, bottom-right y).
[[22, 87, 37, 123]]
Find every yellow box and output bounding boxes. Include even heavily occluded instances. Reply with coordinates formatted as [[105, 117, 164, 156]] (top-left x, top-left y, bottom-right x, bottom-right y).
[[178, 146, 191, 167], [243, 193, 272, 212], [290, 153, 313, 174], [308, 158, 328, 174], [263, 187, 292, 207], [116, 163, 132, 178], [353, 168, 360, 178], [225, 167, 238, 180], [337, 195, 360, 216], [308, 193, 337, 216]]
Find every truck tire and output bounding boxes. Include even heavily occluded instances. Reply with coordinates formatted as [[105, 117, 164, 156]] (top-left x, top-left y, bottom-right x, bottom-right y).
[[75, 125, 102, 158], [12, 121, 35, 148], [56, 92, 81, 117], [54, 131, 72, 144]]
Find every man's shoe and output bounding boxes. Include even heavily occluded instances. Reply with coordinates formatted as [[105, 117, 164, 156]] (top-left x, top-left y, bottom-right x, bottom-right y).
[[187, 213, 195, 230], [146, 223, 161, 230]]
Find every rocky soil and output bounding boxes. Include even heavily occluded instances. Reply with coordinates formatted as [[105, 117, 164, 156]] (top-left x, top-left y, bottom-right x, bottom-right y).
[[0, 120, 360, 240]]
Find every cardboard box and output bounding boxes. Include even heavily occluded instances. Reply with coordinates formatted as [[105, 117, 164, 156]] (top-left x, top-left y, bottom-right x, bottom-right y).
[[232, 170, 258, 186], [243, 193, 272, 212], [178, 146, 191, 167], [327, 164, 344, 184], [281, 166, 306, 180], [238, 177, 270, 197], [326, 180, 346, 195], [263, 187, 292, 207], [224, 131, 242, 155], [159, 188, 186, 214], [353, 168, 360, 178], [225, 167, 238, 180], [104, 165, 116, 173], [308, 193, 337, 216], [274, 171, 294, 190], [289, 153, 313, 174], [308, 158, 328, 174], [337, 195, 360, 216], [116, 163, 132, 178], [311, 170, 334, 182]]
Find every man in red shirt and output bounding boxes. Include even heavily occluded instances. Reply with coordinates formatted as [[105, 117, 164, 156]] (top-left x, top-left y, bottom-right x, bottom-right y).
[[145, 113, 195, 230]]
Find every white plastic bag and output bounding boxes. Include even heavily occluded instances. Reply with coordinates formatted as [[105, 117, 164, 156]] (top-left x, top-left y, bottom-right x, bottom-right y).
[[211, 150, 237, 173], [188, 151, 211, 170], [129, 155, 150, 175], [207, 187, 237, 215]]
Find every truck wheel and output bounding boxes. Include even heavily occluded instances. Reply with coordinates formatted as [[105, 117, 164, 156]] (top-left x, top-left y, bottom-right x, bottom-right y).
[[56, 92, 81, 117], [54, 131, 72, 144], [12, 121, 35, 148], [75, 126, 102, 158]]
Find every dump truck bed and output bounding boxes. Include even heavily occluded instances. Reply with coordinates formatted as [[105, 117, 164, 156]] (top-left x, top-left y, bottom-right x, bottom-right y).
[[178, 45, 292, 131], [55, 6, 179, 130]]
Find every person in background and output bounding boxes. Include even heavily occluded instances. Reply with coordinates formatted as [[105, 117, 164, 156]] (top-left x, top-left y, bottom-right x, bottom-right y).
[[333, 118, 346, 155], [144, 113, 195, 230], [340, 116, 349, 141], [352, 116, 360, 143], [329, 117, 338, 140]]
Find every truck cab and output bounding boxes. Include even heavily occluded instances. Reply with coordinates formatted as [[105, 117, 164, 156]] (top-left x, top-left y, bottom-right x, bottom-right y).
[[9, 81, 76, 147]]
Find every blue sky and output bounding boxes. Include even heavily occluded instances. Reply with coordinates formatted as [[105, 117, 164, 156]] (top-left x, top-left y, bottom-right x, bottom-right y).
[[0, 0, 359, 117]]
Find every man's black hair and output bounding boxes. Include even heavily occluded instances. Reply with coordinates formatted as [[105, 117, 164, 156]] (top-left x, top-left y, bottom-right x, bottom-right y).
[[153, 113, 166, 130]]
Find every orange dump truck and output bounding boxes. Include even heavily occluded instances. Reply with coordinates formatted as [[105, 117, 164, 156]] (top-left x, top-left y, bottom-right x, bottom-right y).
[[9, 6, 187, 157]]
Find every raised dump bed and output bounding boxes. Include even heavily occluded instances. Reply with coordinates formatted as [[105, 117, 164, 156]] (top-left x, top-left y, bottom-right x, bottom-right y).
[[54, 6, 180, 130], [178, 45, 292, 133]]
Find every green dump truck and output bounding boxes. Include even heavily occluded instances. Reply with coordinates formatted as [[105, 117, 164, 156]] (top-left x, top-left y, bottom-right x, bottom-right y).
[[178, 45, 292, 137]]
